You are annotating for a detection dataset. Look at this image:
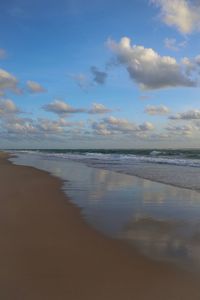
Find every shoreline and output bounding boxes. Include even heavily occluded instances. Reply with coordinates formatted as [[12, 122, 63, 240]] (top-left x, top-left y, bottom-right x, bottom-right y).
[[1, 152, 200, 299], [12, 150, 200, 192]]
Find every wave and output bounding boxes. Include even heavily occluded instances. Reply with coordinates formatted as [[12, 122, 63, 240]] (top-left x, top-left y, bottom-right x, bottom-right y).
[[13, 149, 200, 168]]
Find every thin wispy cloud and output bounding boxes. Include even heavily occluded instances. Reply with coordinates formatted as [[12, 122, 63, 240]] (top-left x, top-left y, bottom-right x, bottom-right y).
[[90, 66, 107, 85], [164, 38, 187, 51], [72, 73, 90, 91], [0, 49, 7, 59]]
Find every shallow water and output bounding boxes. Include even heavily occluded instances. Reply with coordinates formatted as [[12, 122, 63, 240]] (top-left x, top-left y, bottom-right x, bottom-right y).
[[10, 152, 200, 272]]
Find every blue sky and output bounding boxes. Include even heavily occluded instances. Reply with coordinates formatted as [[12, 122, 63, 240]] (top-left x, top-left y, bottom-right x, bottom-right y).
[[1, 0, 200, 148]]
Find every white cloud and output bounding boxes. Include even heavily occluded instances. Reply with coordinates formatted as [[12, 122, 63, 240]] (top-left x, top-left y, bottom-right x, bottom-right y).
[[0, 69, 21, 94], [108, 37, 195, 90], [169, 109, 200, 120], [151, 0, 200, 34], [0, 98, 19, 115], [88, 103, 112, 114], [27, 80, 46, 93], [145, 105, 170, 115], [43, 100, 86, 116]]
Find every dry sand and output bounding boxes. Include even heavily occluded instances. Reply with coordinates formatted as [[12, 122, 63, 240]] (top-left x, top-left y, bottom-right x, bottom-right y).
[[0, 152, 200, 300]]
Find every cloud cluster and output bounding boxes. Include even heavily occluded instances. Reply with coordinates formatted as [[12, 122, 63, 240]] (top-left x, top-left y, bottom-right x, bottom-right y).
[[43, 100, 112, 116], [166, 124, 194, 136], [91, 116, 154, 136], [0, 98, 84, 138], [151, 0, 200, 34], [145, 105, 170, 115], [27, 80, 46, 94], [169, 109, 200, 120], [108, 37, 195, 90]]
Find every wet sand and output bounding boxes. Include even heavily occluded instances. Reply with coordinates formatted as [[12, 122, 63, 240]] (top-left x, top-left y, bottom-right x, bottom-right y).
[[0, 152, 200, 300]]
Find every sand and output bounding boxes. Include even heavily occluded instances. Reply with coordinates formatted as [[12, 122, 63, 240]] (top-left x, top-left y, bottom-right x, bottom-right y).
[[0, 152, 200, 300]]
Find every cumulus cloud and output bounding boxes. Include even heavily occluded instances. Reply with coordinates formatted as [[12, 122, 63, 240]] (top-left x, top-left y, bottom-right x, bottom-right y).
[[151, 0, 200, 34], [43, 100, 86, 116], [107, 37, 195, 90], [88, 103, 112, 114], [91, 116, 154, 136], [0, 68, 21, 94], [169, 109, 200, 120], [0, 49, 7, 59], [0, 98, 19, 116], [27, 80, 46, 93], [145, 105, 170, 115], [90, 66, 107, 85]]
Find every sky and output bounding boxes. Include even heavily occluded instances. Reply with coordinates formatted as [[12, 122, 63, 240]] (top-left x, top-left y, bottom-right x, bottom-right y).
[[1, 0, 200, 149]]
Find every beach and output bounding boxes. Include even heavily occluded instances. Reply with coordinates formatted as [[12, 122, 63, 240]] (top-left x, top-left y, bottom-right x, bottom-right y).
[[1, 152, 200, 300]]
